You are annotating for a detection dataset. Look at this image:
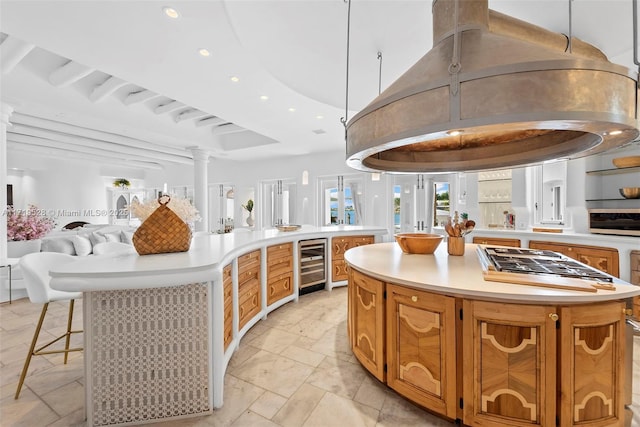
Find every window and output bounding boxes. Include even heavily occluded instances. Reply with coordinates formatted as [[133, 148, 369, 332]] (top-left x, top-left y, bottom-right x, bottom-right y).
[[320, 175, 363, 226], [433, 182, 450, 227], [393, 184, 401, 232]]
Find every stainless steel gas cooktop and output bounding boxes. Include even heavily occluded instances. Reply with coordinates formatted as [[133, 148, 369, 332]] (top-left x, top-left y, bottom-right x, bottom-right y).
[[482, 247, 613, 282]]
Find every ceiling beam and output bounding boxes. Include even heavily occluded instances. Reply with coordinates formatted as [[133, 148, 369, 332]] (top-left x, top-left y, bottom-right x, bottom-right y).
[[175, 109, 209, 123], [154, 100, 185, 114], [10, 113, 194, 160], [195, 116, 226, 127], [124, 89, 160, 106], [212, 123, 247, 136], [0, 35, 35, 75], [7, 141, 164, 170], [48, 60, 95, 87], [89, 76, 128, 102], [9, 123, 193, 165]]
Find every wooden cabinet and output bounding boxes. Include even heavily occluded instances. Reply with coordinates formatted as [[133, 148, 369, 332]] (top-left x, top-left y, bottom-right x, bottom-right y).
[[238, 249, 261, 330], [529, 241, 619, 277], [462, 300, 557, 427], [631, 251, 640, 320], [386, 284, 457, 419], [559, 302, 626, 427], [223, 264, 233, 350], [472, 236, 521, 247], [349, 268, 385, 381], [332, 235, 374, 282], [462, 300, 626, 427], [349, 270, 629, 427], [266, 243, 293, 305]]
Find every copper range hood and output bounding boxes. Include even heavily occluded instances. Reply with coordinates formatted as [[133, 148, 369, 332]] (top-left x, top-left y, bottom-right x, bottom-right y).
[[345, 0, 640, 173]]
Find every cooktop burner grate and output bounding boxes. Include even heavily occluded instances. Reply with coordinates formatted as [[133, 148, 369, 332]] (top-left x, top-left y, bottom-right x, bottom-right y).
[[483, 247, 613, 282]]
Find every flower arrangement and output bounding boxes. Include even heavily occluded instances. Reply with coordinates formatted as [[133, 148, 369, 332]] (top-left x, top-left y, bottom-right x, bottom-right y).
[[6, 205, 55, 241], [128, 194, 201, 223], [242, 199, 254, 213]]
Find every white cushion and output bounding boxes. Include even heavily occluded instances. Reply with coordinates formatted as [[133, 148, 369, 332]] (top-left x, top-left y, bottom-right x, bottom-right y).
[[88, 231, 107, 246], [102, 232, 122, 243], [72, 234, 93, 256], [41, 237, 76, 255]]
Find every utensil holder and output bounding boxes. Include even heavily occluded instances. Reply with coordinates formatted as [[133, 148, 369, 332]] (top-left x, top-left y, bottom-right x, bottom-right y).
[[447, 236, 465, 256]]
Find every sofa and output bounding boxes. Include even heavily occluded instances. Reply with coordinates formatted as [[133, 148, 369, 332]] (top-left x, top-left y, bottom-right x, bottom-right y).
[[2, 224, 137, 302]]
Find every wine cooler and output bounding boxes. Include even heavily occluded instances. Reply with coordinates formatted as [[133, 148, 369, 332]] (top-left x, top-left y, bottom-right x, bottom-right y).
[[298, 238, 327, 294]]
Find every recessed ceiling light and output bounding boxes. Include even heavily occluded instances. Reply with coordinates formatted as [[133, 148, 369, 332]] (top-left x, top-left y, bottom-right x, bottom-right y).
[[609, 130, 623, 136], [316, 115, 324, 119], [260, 95, 269, 101], [163, 7, 179, 19], [230, 76, 239, 83], [447, 130, 462, 136], [198, 48, 210, 57], [288, 108, 296, 112]]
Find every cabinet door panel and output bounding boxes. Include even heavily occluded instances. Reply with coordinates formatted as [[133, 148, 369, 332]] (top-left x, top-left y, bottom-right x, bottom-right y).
[[267, 273, 293, 305], [333, 259, 349, 282], [463, 301, 556, 427], [559, 302, 625, 427], [350, 269, 385, 381], [386, 284, 457, 419]]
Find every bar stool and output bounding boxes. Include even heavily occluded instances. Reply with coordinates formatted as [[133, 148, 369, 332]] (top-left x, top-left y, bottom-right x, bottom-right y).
[[14, 252, 82, 399]]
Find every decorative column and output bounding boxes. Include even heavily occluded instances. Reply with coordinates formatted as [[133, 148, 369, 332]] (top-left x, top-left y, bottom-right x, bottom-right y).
[[189, 147, 210, 233], [0, 104, 14, 264]]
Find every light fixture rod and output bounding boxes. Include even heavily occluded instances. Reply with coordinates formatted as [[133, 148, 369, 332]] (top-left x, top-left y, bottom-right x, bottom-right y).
[[340, 0, 352, 136], [568, 0, 573, 54], [377, 51, 383, 95]]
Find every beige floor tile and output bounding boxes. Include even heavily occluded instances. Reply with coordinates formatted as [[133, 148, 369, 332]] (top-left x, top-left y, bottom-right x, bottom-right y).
[[272, 383, 326, 427], [305, 356, 367, 400], [206, 375, 265, 427], [249, 390, 288, 420], [24, 356, 83, 397], [377, 391, 451, 427], [0, 387, 61, 427], [279, 345, 325, 367], [248, 328, 302, 354], [40, 380, 84, 418], [303, 391, 379, 427], [231, 410, 281, 427], [232, 350, 314, 398], [354, 373, 389, 411]]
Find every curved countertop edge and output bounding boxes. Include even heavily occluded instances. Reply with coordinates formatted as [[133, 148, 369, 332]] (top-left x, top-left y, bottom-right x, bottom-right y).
[[344, 242, 640, 304], [49, 225, 387, 292]]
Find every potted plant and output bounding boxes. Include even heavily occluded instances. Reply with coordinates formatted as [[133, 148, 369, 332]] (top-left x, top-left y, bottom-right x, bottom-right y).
[[6, 205, 55, 257], [242, 199, 254, 226], [113, 178, 131, 188]]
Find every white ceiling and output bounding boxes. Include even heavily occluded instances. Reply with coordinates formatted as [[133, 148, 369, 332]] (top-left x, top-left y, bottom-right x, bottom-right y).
[[0, 0, 637, 169]]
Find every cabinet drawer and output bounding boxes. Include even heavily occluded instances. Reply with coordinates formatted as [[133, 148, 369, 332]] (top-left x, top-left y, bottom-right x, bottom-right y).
[[238, 285, 260, 330], [472, 236, 521, 247], [238, 267, 260, 286], [267, 273, 293, 305], [267, 243, 293, 258], [239, 276, 260, 295], [332, 238, 351, 260], [632, 270, 640, 286], [332, 259, 349, 282], [268, 257, 293, 278], [351, 235, 374, 246], [238, 250, 261, 274]]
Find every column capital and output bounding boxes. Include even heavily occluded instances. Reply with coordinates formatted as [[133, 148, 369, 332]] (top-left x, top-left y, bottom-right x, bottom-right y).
[[187, 146, 210, 163], [0, 104, 15, 125]]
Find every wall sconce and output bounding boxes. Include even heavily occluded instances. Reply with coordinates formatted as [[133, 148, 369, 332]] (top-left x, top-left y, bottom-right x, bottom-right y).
[[302, 170, 309, 186], [371, 173, 381, 181]]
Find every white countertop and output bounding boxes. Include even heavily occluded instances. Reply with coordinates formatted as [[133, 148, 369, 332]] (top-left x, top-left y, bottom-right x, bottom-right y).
[[344, 242, 640, 304], [49, 225, 387, 292]]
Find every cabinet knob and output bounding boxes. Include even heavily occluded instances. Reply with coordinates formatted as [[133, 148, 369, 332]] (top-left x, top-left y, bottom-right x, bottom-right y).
[[411, 296, 418, 302], [624, 308, 633, 316], [549, 313, 559, 322]]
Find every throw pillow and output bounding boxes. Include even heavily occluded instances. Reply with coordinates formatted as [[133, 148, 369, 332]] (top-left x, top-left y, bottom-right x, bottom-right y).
[[41, 237, 77, 255], [121, 230, 134, 245], [72, 235, 93, 256], [103, 232, 122, 243], [88, 231, 107, 246]]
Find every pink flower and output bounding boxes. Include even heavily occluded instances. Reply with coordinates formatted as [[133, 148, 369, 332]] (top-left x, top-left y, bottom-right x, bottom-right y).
[[6, 205, 55, 241]]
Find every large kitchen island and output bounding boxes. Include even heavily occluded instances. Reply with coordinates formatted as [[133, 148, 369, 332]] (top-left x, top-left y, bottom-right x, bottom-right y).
[[47, 225, 387, 427], [345, 242, 640, 427]]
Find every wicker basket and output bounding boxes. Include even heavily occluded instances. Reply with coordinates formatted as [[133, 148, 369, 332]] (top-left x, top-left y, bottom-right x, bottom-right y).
[[132, 197, 192, 255]]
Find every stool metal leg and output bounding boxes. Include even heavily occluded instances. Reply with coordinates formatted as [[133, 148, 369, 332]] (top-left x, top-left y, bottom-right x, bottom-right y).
[[15, 303, 49, 399], [64, 299, 75, 364]]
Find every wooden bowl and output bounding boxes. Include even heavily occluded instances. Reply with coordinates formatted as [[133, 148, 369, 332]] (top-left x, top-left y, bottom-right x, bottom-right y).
[[619, 187, 640, 199], [612, 156, 640, 169], [395, 233, 443, 254], [276, 224, 301, 232]]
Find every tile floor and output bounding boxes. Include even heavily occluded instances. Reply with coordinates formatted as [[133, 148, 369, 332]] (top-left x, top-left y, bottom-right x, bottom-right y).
[[1, 287, 639, 427]]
